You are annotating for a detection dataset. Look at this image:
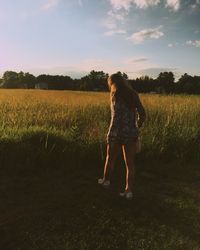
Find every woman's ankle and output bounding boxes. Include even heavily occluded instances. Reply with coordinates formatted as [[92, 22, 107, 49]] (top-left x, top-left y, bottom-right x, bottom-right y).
[[125, 188, 133, 193], [100, 177, 110, 183]]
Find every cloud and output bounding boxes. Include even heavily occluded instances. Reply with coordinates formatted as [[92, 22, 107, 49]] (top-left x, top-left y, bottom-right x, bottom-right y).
[[133, 0, 160, 8], [191, 0, 200, 10], [109, 0, 160, 10], [165, 0, 180, 11], [78, 0, 83, 7], [127, 26, 164, 44], [41, 0, 59, 11], [124, 59, 159, 78], [67, 57, 158, 79], [167, 42, 179, 47], [126, 57, 149, 63], [103, 13, 117, 29], [123, 57, 158, 78], [103, 21, 117, 30], [1, 57, 168, 80], [107, 9, 126, 21], [135, 67, 178, 78], [103, 9, 127, 29], [109, 0, 132, 11], [104, 29, 127, 36], [186, 40, 200, 48], [103, 9, 128, 36], [108, 0, 184, 12]]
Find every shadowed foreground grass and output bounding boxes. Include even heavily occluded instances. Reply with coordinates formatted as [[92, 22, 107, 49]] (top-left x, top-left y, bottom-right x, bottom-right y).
[[0, 132, 200, 250], [0, 90, 199, 249]]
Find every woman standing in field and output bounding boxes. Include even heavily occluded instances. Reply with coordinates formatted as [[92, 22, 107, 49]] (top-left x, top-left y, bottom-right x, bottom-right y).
[[98, 73, 146, 200]]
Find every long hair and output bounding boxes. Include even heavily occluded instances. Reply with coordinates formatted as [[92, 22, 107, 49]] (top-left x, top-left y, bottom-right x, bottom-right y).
[[108, 73, 136, 110]]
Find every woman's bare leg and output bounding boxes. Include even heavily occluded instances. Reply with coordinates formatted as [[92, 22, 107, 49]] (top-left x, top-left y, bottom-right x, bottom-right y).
[[103, 142, 120, 181], [122, 139, 137, 192]]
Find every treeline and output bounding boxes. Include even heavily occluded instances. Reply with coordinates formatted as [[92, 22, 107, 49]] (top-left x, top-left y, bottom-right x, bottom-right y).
[[0, 70, 200, 94]]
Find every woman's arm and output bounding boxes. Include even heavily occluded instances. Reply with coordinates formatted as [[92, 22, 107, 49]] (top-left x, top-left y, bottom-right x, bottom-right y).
[[133, 92, 146, 128]]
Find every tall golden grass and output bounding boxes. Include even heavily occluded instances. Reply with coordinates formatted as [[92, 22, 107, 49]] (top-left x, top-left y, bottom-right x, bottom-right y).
[[0, 89, 199, 161]]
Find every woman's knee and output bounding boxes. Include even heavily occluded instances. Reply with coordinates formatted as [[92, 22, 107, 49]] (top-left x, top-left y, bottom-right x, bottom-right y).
[[106, 154, 115, 164], [125, 160, 134, 170]]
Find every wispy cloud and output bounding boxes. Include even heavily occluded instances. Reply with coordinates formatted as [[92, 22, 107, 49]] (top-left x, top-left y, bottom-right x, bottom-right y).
[[123, 56, 161, 78], [165, 0, 180, 11], [103, 14, 117, 29], [104, 0, 180, 40], [103, 9, 128, 37], [167, 41, 179, 47], [133, 0, 160, 9], [127, 26, 164, 44], [78, 0, 83, 7], [136, 67, 178, 78], [109, 0, 132, 11], [109, 0, 183, 12], [103, 9, 127, 29], [107, 9, 126, 21], [186, 40, 200, 48], [41, 0, 59, 11], [109, 0, 160, 10], [68, 57, 158, 79], [104, 29, 127, 36], [124, 57, 156, 69], [126, 57, 149, 63]]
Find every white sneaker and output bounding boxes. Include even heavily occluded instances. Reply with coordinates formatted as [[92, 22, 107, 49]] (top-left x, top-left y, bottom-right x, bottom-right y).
[[119, 191, 133, 200], [98, 178, 110, 188]]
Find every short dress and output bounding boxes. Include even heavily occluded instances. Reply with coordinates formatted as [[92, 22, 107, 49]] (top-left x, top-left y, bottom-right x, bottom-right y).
[[106, 91, 146, 145]]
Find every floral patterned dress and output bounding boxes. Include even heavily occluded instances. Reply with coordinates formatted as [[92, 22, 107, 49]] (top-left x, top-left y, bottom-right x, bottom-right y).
[[106, 91, 146, 145]]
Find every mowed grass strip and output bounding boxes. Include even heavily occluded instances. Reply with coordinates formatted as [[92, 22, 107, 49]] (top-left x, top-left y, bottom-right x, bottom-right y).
[[0, 160, 200, 250]]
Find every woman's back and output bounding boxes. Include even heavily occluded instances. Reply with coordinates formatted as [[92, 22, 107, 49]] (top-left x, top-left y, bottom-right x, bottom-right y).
[[99, 73, 146, 200], [107, 91, 146, 142]]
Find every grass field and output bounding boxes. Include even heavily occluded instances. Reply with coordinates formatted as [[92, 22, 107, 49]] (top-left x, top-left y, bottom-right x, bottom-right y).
[[0, 89, 200, 250]]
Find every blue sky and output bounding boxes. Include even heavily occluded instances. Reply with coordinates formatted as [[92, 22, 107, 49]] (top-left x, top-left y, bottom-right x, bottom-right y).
[[0, 0, 200, 79]]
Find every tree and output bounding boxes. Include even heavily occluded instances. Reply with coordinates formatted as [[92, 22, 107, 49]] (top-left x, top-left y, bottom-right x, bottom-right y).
[[2, 71, 19, 88], [0, 78, 3, 87], [1, 69, 200, 94], [157, 72, 175, 93], [129, 75, 155, 93], [18, 72, 36, 88], [116, 71, 128, 80], [37, 74, 73, 90], [80, 70, 109, 91], [1, 71, 36, 89], [24, 73, 36, 88], [177, 73, 200, 94]]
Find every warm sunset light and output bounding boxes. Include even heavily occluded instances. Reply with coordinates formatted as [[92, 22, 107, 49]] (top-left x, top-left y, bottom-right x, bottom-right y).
[[0, 0, 200, 78], [0, 1, 199, 249]]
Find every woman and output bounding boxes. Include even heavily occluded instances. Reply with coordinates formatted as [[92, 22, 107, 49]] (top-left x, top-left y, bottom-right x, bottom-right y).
[[98, 73, 146, 200]]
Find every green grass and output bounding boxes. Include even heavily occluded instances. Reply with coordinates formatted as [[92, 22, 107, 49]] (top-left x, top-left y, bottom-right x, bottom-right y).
[[0, 90, 200, 249], [0, 90, 199, 162], [0, 150, 200, 249]]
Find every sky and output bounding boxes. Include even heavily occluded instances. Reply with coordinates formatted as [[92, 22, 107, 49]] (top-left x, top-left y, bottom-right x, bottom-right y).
[[0, 0, 200, 79]]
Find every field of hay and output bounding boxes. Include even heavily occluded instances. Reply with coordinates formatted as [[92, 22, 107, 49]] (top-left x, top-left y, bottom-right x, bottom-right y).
[[0, 89, 199, 161], [0, 89, 200, 250]]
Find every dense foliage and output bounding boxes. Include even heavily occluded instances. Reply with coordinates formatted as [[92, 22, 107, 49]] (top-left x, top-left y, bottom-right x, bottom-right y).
[[0, 70, 200, 94]]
